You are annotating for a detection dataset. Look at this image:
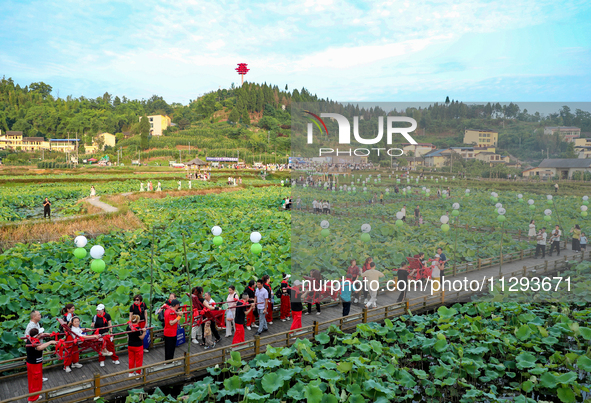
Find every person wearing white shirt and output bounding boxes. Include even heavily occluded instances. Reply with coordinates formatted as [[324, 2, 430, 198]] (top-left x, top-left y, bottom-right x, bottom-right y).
[[225, 286, 239, 337], [25, 311, 44, 338], [535, 227, 547, 259]]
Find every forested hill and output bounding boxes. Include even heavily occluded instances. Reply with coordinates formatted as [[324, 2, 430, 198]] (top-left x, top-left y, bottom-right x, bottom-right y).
[[1, 76, 591, 163]]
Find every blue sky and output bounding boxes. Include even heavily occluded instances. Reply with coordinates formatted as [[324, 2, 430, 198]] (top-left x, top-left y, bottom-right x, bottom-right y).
[[1, 0, 590, 105]]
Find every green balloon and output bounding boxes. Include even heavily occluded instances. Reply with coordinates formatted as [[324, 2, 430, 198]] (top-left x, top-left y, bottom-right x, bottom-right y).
[[492, 197, 498, 203], [281, 183, 284, 186], [320, 229, 330, 238], [518, 198, 524, 203], [363, 191, 367, 194], [395, 219, 404, 227], [547, 200, 553, 205], [442, 194, 448, 198], [544, 215, 552, 221], [529, 205, 536, 210], [74, 247, 87, 259], [441, 224, 450, 232], [583, 201, 589, 206], [451, 210, 460, 216], [490, 196, 495, 201], [213, 236, 223, 246], [251, 243, 262, 255], [582, 211, 588, 217], [360, 233, 371, 243], [497, 215, 506, 222], [348, 191, 351, 194], [91, 259, 106, 273]]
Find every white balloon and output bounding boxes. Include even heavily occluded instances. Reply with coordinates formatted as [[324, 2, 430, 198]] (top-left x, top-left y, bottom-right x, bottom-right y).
[[74, 236, 88, 248], [353, 187, 357, 191], [250, 232, 262, 243], [495, 203, 502, 209], [361, 224, 371, 233], [465, 189, 470, 193], [498, 208, 506, 215], [453, 203, 460, 210], [547, 195, 553, 200], [363, 187, 367, 191], [544, 209, 552, 216], [211, 226, 222, 236], [584, 196, 589, 201], [396, 212, 404, 219], [492, 192, 498, 198], [386, 188, 390, 192], [440, 216, 449, 224], [528, 199, 534, 205], [490, 192, 496, 196], [90, 245, 105, 259], [320, 220, 330, 229], [422, 187, 426, 191], [582, 205, 588, 212], [426, 189, 430, 193], [517, 194, 523, 199]]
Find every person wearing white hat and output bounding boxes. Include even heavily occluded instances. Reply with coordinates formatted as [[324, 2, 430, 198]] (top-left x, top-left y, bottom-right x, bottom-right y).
[[279, 274, 292, 322], [92, 304, 120, 367]]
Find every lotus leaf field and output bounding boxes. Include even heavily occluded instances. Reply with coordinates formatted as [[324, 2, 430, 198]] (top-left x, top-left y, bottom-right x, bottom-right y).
[[117, 263, 591, 403]]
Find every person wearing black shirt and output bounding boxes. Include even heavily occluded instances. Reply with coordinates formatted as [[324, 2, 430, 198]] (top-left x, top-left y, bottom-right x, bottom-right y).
[[92, 304, 120, 367], [26, 328, 56, 401], [289, 281, 304, 331], [245, 280, 256, 330], [436, 248, 447, 282], [129, 295, 149, 352], [396, 262, 415, 302], [43, 198, 51, 219], [127, 315, 147, 377], [232, 293, 254, 345]]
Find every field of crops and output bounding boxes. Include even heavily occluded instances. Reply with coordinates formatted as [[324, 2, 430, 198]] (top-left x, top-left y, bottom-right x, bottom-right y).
[[0, 186, 291, 359], [119, 260, 591, 403], [0, 174, 281, 221]]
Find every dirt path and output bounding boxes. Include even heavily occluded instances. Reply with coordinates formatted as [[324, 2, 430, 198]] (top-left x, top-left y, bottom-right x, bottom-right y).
[[85, 196, 118, 213]]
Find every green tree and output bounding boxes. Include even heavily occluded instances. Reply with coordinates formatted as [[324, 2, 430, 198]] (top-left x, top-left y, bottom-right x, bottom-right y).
[[139, 114, 150, 150], [178, 118, 190, 130], [241, 108, 250, 125], [228, 108, 240, 123], [29, 82, 53, 99]]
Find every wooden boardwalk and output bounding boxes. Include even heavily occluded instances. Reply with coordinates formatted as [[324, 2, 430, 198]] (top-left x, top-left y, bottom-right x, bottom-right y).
[[0, 245, 584, 403]]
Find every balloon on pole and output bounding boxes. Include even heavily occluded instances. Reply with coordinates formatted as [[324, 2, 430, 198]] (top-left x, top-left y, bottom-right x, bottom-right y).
[[90, 245, 105, 259], [91, 259, 106, 273], [74, 236, 88, 248], [74, 247, 87, 259]]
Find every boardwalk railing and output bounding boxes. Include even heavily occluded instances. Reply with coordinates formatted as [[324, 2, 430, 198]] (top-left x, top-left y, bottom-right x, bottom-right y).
[[2, 251, 588, 403]]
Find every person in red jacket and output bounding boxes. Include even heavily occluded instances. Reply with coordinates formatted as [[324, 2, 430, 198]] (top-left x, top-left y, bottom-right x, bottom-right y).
[[163, 299, 181, 361], [279, 274, 291, 321], [26, 328, 57, 402]]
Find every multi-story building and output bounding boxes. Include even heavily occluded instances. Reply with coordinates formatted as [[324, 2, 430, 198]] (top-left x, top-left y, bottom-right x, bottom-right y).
[[49, 139, 79, 152], [522, 159, 591, 179], [401, 143, 436, 157], [544, 126, 581, 142], [423, 149, 451, 168], [139, 115, 172, 136], [0, 131, 50, 151], [463, 129, 498, 147]]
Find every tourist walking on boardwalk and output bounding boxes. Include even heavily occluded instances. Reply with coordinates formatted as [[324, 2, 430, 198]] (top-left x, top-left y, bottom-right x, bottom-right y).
[[289, 280, 303, 331], [225, 286, 238, 338], [127, 315, 147, 377], [396, 261, 414, 302], [548, 225, 561, 257], [26, 328, 57, 401], [341, 275, 352, 316], [128, 295, 148, 352], [534, 228, 547, 259], [347, 259, 361, 303], [232, 293, 254, 345], [43, 198, 51, 219], [262, 275, 274, 325], [244, 280, 256, 330], [570, 224, 582, 253], [528, 220, 536, 242], [254, 279, 269, 335], [92, 304, 120, 367], [362, 262, 384, 309], [162, 299, 181, 361], [279, 274, 292, 321]]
